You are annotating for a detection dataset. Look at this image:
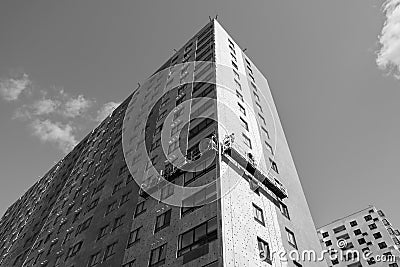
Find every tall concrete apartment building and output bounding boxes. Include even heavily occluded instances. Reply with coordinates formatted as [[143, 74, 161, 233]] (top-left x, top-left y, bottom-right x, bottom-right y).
[[0, 20, 325, 267], [317, 206, 400, 267]]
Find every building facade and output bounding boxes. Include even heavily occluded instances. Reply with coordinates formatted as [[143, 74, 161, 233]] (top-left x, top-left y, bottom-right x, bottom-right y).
[[0, 20, 325, 267], [317, 206, 400, 267]]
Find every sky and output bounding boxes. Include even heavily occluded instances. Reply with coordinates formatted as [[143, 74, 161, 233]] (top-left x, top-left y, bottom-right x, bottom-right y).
[[0, 0, 399, 229]]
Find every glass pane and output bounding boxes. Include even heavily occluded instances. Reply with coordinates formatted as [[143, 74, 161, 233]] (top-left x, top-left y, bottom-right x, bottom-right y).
[[181, 231, 193, 249], [150, 249, 159, 264], [207, 217, 217, 234], [195, 224, 207, 241], [159, 245, 166, 260]]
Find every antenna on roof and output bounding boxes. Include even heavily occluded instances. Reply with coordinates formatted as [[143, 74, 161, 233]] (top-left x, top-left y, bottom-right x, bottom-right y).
[[173, 48, 177, 52], [243, 48, 248, 52]]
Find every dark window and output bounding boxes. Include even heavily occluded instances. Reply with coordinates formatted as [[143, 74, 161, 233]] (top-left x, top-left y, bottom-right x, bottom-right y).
[[155, 210, 171, 233], [322, 232, 329, 238], [97, 224, 109, 240], [333, 225, 346, 234], [135, 201, 146, 217], [149, 243, 167, 267], [120, 191, 131, 206], [127, 227, 141, 248], [112, 214, 125, 231], [177, 217, 218, 257], [350, 220, 358, 227], [181, 182, 217, 216], [87, 198, 99, 212], [286, 228, 297, 249], [88, 251, 102, 267], [358, 238, 366, 245], [122, 260, 136, 267], [364, 215, 373, 222], [378, 242, 387, 249], [112, 182, 124, 194], [103, 241, 118, 261], [368, 223, 377, 230], [105, 201, 118, 215], [253, 204, 265, 226], [257, 237, 271, 263], [280, 202, 290, 219], [354, 229, 362, 235], [325, 240, 332, 246], [269, 158, 279, 173], [67, 241, 83, 258], [76, 217, 92, 235], [373, 232, 382, 239]]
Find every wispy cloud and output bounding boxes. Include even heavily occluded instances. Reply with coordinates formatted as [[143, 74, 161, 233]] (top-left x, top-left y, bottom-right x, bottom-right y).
[[1, 72, 122, 153], [377, 0, 400, 78], [63, 94, 93, 118], [0, 74, 31, 101], [30, 119, 77, 153], [95, 101, 121, 122]]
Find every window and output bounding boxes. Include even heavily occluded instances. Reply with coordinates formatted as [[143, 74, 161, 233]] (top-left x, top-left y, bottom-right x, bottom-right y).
[[88, 251, 101, 267], [103, 241, 118, 261], [378, 242, 387, 249], [389, 263, 399, 267], [257, 237, 271, 263], [55, 254, 63, 266], [233, 69, 240, 80], [261, 126, 270, 139], [149, 243, 167, 267], [364, 215, 373, 221], [373, 232, 382, 239], [293, 261, 302, 267], [280, 202, 290, 219], [113, 181, 124, 194], [333, 225, 346, 234], [160, 184, 174, 200], [112, 214, 125, 231], [240, 117, 249, 131], [231, 52, 237, 62], [253, 92, 260, 101], [350, 220, 358, 227], [242, 133, 252, 149], [105, 201, 118, 216], [88, 198, 99, 211], [76, 217, 92, 235], [231, 61, 238, 70], [238, 103, 246, 115], [358, 238, 366, 245], [354, 229, 361, 235], [127, 227, 141, 248], [253, 204, 265, 226], [265, 141, 273, 155], [255, 102, 263, 112], [236, 90, 243, 101], [325, 240, 332, 246], [177, 217, 217, 257], [181, 182, 217, 216], [170, 121, 184, 136], [120, 191, 131, 206], [269, 158, 279, 173], [234, 79, 241, 90], [368, 223, 377, 230], [168, 140, 180, 154], [286, 228, 297, 249], [322, 232, 329, 238], [97, 224, 109, 240], [135, 202, 146, 217], [67, 241, 83, 258], [258, 114, 266, 125], [155, 210, 172, 233]]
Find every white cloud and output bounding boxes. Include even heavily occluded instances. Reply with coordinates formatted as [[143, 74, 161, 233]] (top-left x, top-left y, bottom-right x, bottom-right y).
[[63, 94, 93, 118], [95, 101, 121, 122], [0, 74, 31, 101], [32, 98, 60, 115], [377, 0, 400, 78], [31, 119, 77, 153]]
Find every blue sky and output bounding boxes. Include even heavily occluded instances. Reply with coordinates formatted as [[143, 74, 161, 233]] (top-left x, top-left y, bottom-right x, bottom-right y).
[[1, 0, 399, 229]]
